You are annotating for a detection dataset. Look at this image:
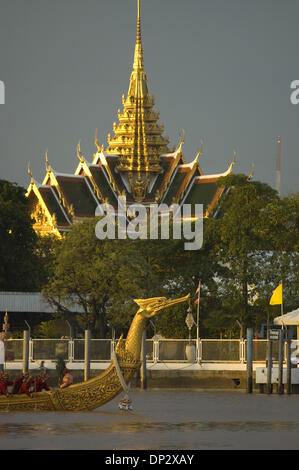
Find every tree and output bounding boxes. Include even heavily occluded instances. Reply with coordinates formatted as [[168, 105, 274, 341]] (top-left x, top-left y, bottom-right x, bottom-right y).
[[43, 218, 164, 338], [0, 180, 40, 291], [208, 174, 298, 332], [251, 191, 299, 322], [130, 218, 227, 338]]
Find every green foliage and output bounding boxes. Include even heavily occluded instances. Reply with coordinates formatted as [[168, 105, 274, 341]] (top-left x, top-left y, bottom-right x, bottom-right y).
[[35, 319, 70, 339], [154, 297, 191, 338], [0, 180, 38, 291], [0, 179, 57, 292], [42, 177, 298, 340], [43, 218, 168, 338], [208, 175, 298, 332]]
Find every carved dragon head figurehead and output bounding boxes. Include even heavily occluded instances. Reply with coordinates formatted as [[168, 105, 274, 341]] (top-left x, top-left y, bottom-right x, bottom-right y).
[[118, 294, 191, 361], [133, 294, 190, 319]]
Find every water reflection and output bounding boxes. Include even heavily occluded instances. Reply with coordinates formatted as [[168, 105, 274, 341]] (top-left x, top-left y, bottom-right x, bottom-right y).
[[1, 419, 299, 438], [0, 390, 299, 449]]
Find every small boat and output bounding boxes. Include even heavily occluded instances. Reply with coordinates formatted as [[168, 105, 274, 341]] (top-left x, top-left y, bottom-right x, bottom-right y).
[[118, 395, 132, 411]]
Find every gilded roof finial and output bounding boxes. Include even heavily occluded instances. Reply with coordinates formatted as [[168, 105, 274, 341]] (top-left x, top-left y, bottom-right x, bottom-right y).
[[27, 162, 34, 184], [177, 129, 185, 153], [95, 129, 101, 152], [247, 162, 255, 181], [228, 149, 236, 173], [45, 149, 51, 172], [233, 149, 237, 164], [195, 139, 204, 159], [77, 140, 84, 163]]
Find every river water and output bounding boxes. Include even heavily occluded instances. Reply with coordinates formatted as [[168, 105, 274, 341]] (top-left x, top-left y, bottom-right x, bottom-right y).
[[0, 389, 299, 450]]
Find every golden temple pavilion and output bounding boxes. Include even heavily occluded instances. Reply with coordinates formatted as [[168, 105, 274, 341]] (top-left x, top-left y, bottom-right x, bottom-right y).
[[26, 0, 236, 237]]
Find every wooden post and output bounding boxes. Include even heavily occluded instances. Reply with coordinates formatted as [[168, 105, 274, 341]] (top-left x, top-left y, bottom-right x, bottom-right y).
[[84, 329, 91, 382], [267, 337, 273, 394], [286, 327, 293, 395], [0, 339, 4, 372], [140, 330, 147, 390], [246, 328, 253, 393], [278, 329, 284, 394], [22, 330, 29, 374]]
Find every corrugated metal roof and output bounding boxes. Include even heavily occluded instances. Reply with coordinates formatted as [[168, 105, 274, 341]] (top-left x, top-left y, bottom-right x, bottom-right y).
[[0, 292, 84, 313], [274, 308, 299, 325]]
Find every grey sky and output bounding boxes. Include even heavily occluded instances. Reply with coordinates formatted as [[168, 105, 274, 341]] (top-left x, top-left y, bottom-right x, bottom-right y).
[[0, 0, 298, 195]]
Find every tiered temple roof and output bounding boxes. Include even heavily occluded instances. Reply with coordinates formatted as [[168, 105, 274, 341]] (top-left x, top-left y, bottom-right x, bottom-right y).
[[26, 0, 236, 236]]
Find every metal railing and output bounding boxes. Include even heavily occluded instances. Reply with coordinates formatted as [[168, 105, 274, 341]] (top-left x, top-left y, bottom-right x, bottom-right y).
[[73, 339, 112, 362], [2, 338, 295, 364], [157, 339, 196, 362], [31, 339, 70, 361], [3, 339, 23, 362], [200, 339, 241, 362]]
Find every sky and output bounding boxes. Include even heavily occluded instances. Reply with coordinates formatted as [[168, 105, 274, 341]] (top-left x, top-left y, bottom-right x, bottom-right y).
[[0, 0, 298, 195]]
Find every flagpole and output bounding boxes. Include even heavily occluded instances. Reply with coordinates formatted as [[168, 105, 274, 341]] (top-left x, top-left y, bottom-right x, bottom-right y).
[[196, 282, 200, 363], [281, 280, 283, 317]]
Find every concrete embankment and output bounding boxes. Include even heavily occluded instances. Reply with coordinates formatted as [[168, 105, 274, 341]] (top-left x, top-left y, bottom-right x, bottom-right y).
[[5, 363, 299, 392], [4, 366, 255, 390], [135, 369, 251, 390]]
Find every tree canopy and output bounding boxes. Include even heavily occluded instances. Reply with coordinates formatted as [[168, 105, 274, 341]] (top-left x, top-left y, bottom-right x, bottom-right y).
[[2, 176, 297, 339], [0, 180, 40, 291], [43, 219, 170, 337]]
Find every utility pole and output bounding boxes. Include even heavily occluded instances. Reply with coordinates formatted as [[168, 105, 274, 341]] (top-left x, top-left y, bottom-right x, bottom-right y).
[[140, 330, 147, 389], [276, 136, 281, 196], [247, 328, 253, 393], [84, 329, 91, 381], [267, 335, 273, 394], [22, 330, 30, 374], [286, 327, 293, 395], [277, 329, 284, 394]]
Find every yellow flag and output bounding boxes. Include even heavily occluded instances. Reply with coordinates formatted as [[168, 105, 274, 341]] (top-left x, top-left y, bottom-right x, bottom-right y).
[[269, 283, 283, 305]]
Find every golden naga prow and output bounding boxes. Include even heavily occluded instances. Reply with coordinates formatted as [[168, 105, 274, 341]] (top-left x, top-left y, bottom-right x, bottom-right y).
[[0, 294, 190, 411]]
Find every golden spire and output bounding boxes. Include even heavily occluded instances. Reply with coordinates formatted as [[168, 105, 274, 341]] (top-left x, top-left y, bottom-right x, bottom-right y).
[[106, 0, 170, 192], [133, 0, 144, 72]]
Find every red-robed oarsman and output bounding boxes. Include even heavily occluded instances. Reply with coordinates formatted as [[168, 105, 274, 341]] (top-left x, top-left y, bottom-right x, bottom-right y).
[[18, 376, 33, 398], [34, 375, 50, 393], [0, 374, 13, 397], [11, 373, 24, 394]]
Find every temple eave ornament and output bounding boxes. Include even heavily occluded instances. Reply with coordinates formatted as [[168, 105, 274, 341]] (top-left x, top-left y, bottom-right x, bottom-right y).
[[130, 174, 149, 201]]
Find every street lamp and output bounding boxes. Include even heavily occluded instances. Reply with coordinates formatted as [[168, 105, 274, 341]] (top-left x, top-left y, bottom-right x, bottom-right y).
[[185, 307, 196, 363], [185, 307, 195, 343]]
